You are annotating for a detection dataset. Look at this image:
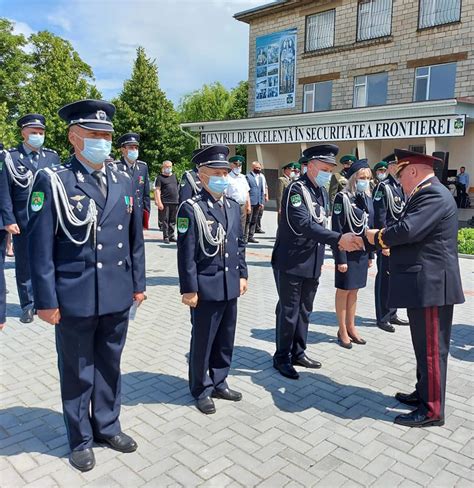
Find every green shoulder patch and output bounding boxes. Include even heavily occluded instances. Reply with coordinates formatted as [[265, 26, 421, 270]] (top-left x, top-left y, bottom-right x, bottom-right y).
[[290, 194, 302, 207], [31, 191, 45, 212], [0, 161, 3, 172], [177, 217, 189, 234], [374, 190, 384, 201], [333, 202, 342, 214]]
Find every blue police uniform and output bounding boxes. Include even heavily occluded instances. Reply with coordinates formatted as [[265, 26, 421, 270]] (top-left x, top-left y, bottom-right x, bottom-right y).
[[179, 166, 201, 203], [374, 149, 464, 427], [176, 145, 247, 409], [2, 114, 60, 316], [271, 145, 342, 378], [373, 156, 407, 330], [0, 147, 7, 325], [28, 100, 146, 458]]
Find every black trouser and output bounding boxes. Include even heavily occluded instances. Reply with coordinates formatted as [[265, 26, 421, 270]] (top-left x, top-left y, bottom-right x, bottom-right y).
[[273, 269, 319, 365], [0, 231, 6, 324], [189, 299, 238, 399], [407, 305, 453, 420], [256, 205, 264, 231], [239, 204, 247, 234], [456, 183, 467, 208], [159, 203, 178, 239], [374, 251, 397, 323], [13, 230, 33, 311], [55, 309, 129, 451], [245, 204, 261, 239]]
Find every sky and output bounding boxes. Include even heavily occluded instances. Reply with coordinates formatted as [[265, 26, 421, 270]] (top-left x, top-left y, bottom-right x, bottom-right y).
[[1, 0, 269, 106]]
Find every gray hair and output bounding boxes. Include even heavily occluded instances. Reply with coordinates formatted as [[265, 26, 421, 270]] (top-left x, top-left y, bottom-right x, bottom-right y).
[[343, 168, 372, 197]]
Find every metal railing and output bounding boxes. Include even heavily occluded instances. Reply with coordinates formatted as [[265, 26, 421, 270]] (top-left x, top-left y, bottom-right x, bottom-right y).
[[419, 0, 461, 28]]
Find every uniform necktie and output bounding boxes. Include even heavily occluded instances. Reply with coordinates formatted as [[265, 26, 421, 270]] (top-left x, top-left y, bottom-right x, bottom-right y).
[[92, 170, 107, 198], [31, 152, 39, 169]]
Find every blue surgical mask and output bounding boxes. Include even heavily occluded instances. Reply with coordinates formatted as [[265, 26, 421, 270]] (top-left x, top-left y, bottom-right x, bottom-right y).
[[356, 179, 370, 192], [27, 134, 44, 148], [208, 176, 229, 194], [81, 138, 112, 164], [232, 167, 241, 175], [163, 167, 172, 175], [290, 171, 296, 179], [302, 166, 308, 175], [377, 172, 387, 181], [127, 149, 139, 161], [315, 170, 331, 188]]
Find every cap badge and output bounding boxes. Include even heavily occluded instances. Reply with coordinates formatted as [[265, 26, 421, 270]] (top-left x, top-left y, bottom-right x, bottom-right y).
[[96, 110, 107, 121]]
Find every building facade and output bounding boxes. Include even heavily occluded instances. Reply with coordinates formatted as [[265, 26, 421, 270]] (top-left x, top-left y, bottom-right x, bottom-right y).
[[182, 0, 474, 203]]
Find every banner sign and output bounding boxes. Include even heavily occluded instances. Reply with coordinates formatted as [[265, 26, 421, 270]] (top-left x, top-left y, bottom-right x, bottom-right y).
[[255, 28, 297, 112], [201, 115, 466, 146]]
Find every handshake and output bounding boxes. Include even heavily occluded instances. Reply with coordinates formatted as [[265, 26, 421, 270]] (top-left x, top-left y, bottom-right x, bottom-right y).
[[338, 233, 365, 252]]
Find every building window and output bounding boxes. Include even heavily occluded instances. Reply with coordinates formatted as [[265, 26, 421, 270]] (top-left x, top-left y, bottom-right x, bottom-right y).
[[353, 72, 388, 107], [414, 62, 456, 101], [419, 0, 461, 29], [357, 0, 392, 41], [305, 10, 335, 51], [303, 81, 333, 112]]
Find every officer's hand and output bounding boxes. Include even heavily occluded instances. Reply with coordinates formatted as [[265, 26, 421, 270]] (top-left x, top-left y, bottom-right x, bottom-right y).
[[38, 308, 61, 325], [182, 292, 198, 308], [6, 224, 20, 235], [339, 233, 364, 252], [133, 292, 146, 306], [365, 229, 378, 245], [157, 203, 164, 211], [382, 248, 390, 257], [246, 206, 251, 215], [240, 278, 248, 296], [368, 259, 374, 268], [337, 264, 348, 273]]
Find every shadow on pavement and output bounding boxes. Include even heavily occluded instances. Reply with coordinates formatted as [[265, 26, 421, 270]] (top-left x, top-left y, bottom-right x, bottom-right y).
[[450, 324, 474, 362], [251, 327, 334, 344], [146, 276, 180, 287], [232, 346, 398, 421], [246, 261, 272, 268]]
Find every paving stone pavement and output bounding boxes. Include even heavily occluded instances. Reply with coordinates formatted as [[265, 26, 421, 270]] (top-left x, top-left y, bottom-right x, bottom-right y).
[[1, 208, 473, 487]]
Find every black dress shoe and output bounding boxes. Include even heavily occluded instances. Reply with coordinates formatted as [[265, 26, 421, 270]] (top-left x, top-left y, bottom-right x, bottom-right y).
[[163, 238, 170, 244], [273, 362, 299, 379], [95, 432, 137, 453], [292, 354, 322, 369], [337, 331, 352, 349], [69, 448, 95, 472], [377, 321, 395, 333], [212, 388, 242, 401], [248, 237, 259, 243], [197, 396, 216, 414], [395, 391, 420, 406], [348, 333, 366, 345], [255, 229, 265, 234], [20, 308, 34, 324], [394, 409, 444, 428], [391, 316, 410, 326]]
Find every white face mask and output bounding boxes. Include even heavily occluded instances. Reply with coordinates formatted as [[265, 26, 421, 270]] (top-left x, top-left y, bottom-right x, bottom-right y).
[[232, 167, 241, 175]]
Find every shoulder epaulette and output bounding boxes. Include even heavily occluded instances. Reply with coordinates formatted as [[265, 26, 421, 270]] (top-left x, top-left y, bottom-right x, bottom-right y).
[[137, 160, 148, 166], [44, 147, 57, 153]]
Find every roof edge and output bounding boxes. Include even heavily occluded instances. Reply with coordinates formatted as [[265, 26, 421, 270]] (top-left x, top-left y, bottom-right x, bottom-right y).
[[234, 0, 290, 23]]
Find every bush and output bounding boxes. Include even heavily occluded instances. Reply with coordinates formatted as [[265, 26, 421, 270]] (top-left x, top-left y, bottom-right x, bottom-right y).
[[458, 228, 474, 255]]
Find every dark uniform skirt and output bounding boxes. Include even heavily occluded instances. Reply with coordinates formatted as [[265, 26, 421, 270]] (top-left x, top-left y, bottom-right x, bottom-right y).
[[335, 249, 369, 290]]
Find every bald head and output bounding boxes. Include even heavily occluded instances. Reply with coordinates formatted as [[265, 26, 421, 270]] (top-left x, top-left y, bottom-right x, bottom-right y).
[[398, 163, 434, 195]]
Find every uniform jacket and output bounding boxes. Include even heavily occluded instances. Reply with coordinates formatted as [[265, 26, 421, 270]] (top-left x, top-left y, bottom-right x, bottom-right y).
[[373, 174, 405, 228], [276, 175, 291, 212], [114, 157, 151, 213], [272, 174, 341, 279], [375, 176, 464, 309], [328, 170, 348, 209], [177, 189, 248, 302], [332, 191, 375, 265], [1, 144, 60, 229], [27, 156, 146, 318], [246, 172, 265, 206], [179, 168, 201, 203]]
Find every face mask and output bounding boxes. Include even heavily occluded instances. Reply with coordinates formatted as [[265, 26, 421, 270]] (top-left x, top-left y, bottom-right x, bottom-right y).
[[356, 179, 370, 192], [253, 168, 261, 174], [232, 167, 241, 175], [208, 175, 229, 194], [28, 134, 44, 148], [163, 167, 172, 175], [315, 170, 331, 188], [80, 138, 112, 164], [376, 172, 387, 181], [290, 171, 296, 179], [302, 166, 308, 175], [127, 149, 139, 161]]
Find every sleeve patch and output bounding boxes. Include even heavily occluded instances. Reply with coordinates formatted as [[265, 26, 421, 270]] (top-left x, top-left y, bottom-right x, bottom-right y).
[[31, 191, 45, 212], [177, 217, 189, 233], [374, 190, 383, 201], [333, 202, 342, 214], [290, 194, 302, 207]]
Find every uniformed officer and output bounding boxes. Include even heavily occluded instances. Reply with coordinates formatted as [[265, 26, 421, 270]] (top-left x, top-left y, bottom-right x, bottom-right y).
[[226, 155, 251, 233], [177, 145, 248, 415], [328, 154, 356, 209], [179, 149, 202, 203], [373, 155, 409, 332], [1, 114, 60, 323], [367, 149, 464, 427], [271, 144, 364, 379], [298, 155, 308, 175], [276, 162, 298, 220], [28, 100, 146, 471], [0, 144, 7, 331], [113, 133, 151, 229]]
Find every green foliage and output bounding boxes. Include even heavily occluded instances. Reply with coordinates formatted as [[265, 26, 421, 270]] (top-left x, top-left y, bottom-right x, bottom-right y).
[[112, 47, 193, 180], [226, 81, 249, 121], [458, 228, 474, 255], [0, 102, 16, 148]]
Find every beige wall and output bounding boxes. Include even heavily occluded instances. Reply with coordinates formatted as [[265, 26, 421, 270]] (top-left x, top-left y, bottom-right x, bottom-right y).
[[246, 0, 474, 117]]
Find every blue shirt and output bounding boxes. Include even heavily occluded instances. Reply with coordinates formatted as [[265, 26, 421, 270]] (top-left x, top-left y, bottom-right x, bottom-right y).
[[457, 172, 469, 188]]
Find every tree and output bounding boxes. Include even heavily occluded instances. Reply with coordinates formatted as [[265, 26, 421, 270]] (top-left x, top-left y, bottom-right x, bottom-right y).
[[0, 18, 30, 120], [113, 47, 192, 178], [0, 102, 16, 148], [226, 81, 249, 121], [17, 30, 101, 158]]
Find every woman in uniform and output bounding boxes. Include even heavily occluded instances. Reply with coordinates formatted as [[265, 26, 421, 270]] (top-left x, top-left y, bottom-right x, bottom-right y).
[[332, 159, 374, 348]]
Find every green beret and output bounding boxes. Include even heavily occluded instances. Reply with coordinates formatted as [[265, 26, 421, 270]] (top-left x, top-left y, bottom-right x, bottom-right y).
[[229, 155, 245, 164], [298, 156, 308, 165], [293, 162, 301, 170], [340, 154, 357, 164], [374, 161, 388, 171], [282, 161, 298, 170]]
